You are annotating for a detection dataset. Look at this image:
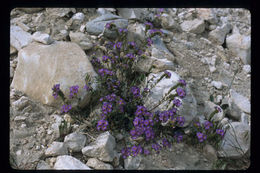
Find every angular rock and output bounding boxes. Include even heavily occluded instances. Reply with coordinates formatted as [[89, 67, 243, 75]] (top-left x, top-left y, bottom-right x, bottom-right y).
[[180, 19, 205, 34], [54, 155, 92, 170], [241, 112, 250, 125], [86, 158, 113, 170], [32, 31, 54, 45], [10, 25, 32, 50], [12, 96, 30, 111], [124, 155, 142, 170], [45, 142, 68, 157], [127, 23, 146, 45], [11, 41, 97, 108], [161, 14, 179, 30], [226, 33, 251, 64], [82, 131, 117, 162], [203, 144, 218, 162], [204, 101, 224, 122], [46, 8, 75, 17], [211, 81, 223, 90], [228, 89, 251, 120], [117, 8, 149, 21], [218, 122, 250, 158], [208, 24, 232, 45], [10, 46, 17, 55], [196, 8, 218, 24], [36, 160, 51, 170], [86, 13, 128, 38], [242, 65, 251, 74], [144, 71, 197, 127], [64, 132, 87, 152], [69, 32, 93, 50]]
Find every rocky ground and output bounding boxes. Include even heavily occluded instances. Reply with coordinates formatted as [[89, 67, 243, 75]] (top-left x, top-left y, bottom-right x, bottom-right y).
[[10, 8, 251, 170]]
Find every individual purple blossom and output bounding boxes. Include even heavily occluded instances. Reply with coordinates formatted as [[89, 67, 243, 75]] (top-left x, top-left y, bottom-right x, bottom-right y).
[[162, 138, 171, 148], [164, 70, 171, 78], [215, 106, 222, 113], [135, 105, 147, 116], [204, 120, 213, 130], [105, 93, 117, 102], [147, 38, 153, 46], [102, 102, 113, 114], [61, 104, 72, 113], [113, 42, 122, 49], [105, 22, 112, 29], [151, 143, 162, 154], [176, 87, 186, 98], [177, 116, 185, 126], [69, 85, 79, 99], [84, 83, 91, 91], [102, 55, 110, 62], [137, 49, 143, 55], [117, 98, 125, 105], [174, 134, 183, 143], [145, 128, 155, 141], [126, 53, 135, 60], [197, 132, 207, 142], [159, 111, 169, 123], [194, 121, 201, 128], [52, 84, 60, 99], [173, 98, 182, 107], [131, 86, 141, 98], [144, 22, 153, 29], [216, 129, 225, 137], [179, 79, 186, 86], [137, 145, 143, 154], [118, 28, 128, 33], [143, 149, 150, 155], [128, 41, 136, 48], [121, 147, 130, 159]]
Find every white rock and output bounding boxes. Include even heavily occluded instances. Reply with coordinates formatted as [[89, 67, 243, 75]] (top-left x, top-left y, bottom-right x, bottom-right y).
[[54, 155, 92, 170], [180, 19, 205, 34], [10, 25, 32, 50], [124, 155, 142, 170], [45, 142, 68, 157], [196, 8, 218, 24], [12, 96, 30, 111], [208, 23, 232, 45], [82, 131, 117, 162], [32, 31, 54, 45], [229, 89, 251, 115], [216, 95, 223, 104], [209, 66, 216, 73], [218, 122, 250, 158], [64, 132, 87, 152], [203, 144, 217, 161], [204, 101, 224, 122], [72, 12, 85, 21], [36, 160, 51, 170], [241, 112, 250, 125], [242, 65, 251, 74], [226, 33, 251, 64], [86, 158, 113, 170], [211, 81, 223, 89], [14, 116, 27, 122], [69, 32, 93, 50]]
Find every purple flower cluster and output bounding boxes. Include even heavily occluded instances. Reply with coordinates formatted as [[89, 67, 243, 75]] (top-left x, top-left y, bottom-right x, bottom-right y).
[[215, 106, 222, 113], [174, 133, 183, 143], [176, 87, 186, 98], [162, 138, 171, 148], [107, 79, 121, 90], [151, 143, 162, 154], [102, 55, 110, 63], [84, 83, 91, 91], [143, 149, 150, 155], [98, 68, 114, 77], [113, 42, 122, 49], [147, 38, 153, 46], [144, 22, 153, 29], [173, 98, 182, 107], [121, 147, 131, 159], [102, 102, 113, 115], [90, 57, 101, 66], [128, 41, 136, 48], [121, 145, 143, 158], [204, 120, 213, 130], [118, 28, 128, 33], [61, 104, 72, 113], [97, 119, 108, 131], [69, 85, 79, 99], [100, 93, 117, 102], [176, 116, 185, 126], [164, 70, 171, 78], [197, 132, 207, 142], [159, 109, 177, 123], [52, 84, 60, 99], [126, 53, 135, 60], [216, 129, 225, 137], [131, 86, 141, 98]]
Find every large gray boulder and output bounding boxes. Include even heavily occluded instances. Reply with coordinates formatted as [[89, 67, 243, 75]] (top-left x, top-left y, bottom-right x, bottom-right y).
[[64, 132, 87, 152], [82, 131, 117, 162], [45, 142, 68, 157], [11, 41, 97, 108], [86, 158, 113, 170], [208, 23, 232, 45], [86, 13, 128, 38]]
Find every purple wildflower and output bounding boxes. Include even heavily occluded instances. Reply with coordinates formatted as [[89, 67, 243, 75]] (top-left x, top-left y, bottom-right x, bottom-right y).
[[216, 129, 225, 137], [215, 106, 222, 113], [151, 143, 161, 154], [164, 70, 171, 78], [61, 104, 72, 113], [176, 87, 186, 98], [105, 22, 112, 29], [204, 120, 213, 130], [84, 83, 91, 91], [52, 84, 60, 99], [173, 98, 182, 107], [144, 22, 153, 29], [113, 42, 122, 49], [131, 86, 141, 98], [179, 79, 187, 86], [118, 28, 128, 33], [97, 119, 109, 131], [197, 132, 207, 142], [126, 53, 135, 60], [69, 85, 79, 99], [102, 102, 113, 114], [143, 149, 150, 155], [121, 147, 130, 159], [162, 138, 171, 148], [147, 38, 153, 46], [177, 116, 185, 126]]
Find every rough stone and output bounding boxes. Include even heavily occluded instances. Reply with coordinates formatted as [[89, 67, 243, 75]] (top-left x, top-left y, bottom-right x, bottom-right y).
[[71, 12, 85, 21], [161, 14, 179, 30], [46, 8, 75, 17], [117, 8, 148, 20], [69, 31, 93, 50], [12, 96, 30, 111], [226, 33, 251, 64], [86, 158, 113, 170], [218, 122, 250, 158], [54, 155, 92, 170], [17, 8, 44, 14], [180, 19, 205, 34], [203, 144, 218, 161], [208, 23, 232, 45], [204, 101, 224, 122], [64, 132, 87, 152], [36, 160, 51, 170], [86, 13, 128, 38], [196, 8, 218, 24], [124, 155, 142, 170], [211, 81, 223, 90], [11, 41, 97, 108], [32, 31, 54, 45], [242, 65, 251, 74], [45, 141, 68, 157], [10, 25, 32, 51], [82, 131, 117, 162]]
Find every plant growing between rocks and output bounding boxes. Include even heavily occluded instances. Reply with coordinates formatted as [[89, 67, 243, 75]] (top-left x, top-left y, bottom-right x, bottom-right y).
[[51, 16, 227, 159]]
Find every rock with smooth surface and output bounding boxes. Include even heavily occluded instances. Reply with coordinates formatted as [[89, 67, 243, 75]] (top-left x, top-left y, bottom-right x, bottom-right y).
[[10, 25, 32, 50], [45, 142, 68, 157], [36, 160, 51, 170], [64, 132, 87, 152], [204, 101, 224, 122], [32, 31, 54, 45], [208, 24, 232, 45], [203, 144, 218, 161], [196, 8, 218, 24], [69, 32, 93, 50], [54, 155, 92, 170], [11, 41, 97, 108], [86, 158, 113, 170], [82, 131, 117, 162], [180, 19, 205, 34]]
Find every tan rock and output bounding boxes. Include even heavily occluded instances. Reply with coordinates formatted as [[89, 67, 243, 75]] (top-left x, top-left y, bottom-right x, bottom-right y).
[[11, 41, 97, 108]]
